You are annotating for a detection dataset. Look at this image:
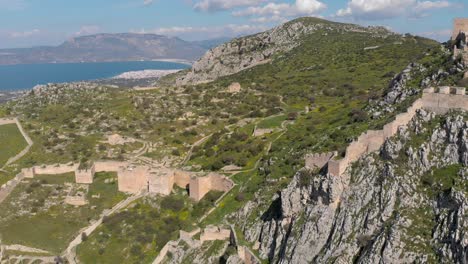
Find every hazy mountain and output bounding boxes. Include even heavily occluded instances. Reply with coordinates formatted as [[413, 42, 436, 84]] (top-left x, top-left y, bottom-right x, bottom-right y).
[[190, 37, 232, 50], [0, 33, 213, 65]]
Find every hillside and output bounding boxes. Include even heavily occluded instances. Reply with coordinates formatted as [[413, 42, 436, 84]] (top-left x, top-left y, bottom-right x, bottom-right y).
[[0, 17, 467, 264], [0, 33, 211, 65]]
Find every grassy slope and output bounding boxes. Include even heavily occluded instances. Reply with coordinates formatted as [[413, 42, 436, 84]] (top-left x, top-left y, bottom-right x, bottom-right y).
[[0, 123, 27, 166], [0, 172, 126, 254], [76, 190, 223, 264]]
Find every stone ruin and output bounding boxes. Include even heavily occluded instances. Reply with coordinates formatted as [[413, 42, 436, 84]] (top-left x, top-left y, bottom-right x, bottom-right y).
[[452, 18, 468, 64], [227, 82, 242, 93], [306, 86, 468, 177], [20, 160, 235, 202]]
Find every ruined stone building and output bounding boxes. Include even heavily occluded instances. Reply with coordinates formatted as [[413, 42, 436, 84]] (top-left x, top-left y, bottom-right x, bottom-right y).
[[21, 161, 234, 202], [453, 18, 468, 63]]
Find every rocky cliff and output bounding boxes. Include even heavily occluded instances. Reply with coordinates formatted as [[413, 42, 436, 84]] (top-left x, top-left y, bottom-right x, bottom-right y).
[[234, 110, 467, 263]]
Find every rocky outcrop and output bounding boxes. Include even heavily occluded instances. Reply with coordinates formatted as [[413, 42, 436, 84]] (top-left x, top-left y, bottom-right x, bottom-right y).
[[235, 110, 467, 263], [177, 18, 394, 85]]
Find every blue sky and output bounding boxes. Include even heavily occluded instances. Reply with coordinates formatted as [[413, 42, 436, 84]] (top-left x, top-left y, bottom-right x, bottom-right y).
[[0, 0, 466, 48]]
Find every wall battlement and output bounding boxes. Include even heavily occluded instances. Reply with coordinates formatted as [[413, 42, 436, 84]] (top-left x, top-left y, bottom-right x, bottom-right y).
[[452, 18, 468, 40], [306, 86, 468, 177], [305, 152, 336, 169]]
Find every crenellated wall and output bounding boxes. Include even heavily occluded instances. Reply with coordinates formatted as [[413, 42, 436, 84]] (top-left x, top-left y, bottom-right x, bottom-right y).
[[305, 152, 335, 169], [308, 87, 467, 177], [33, 163, 78, 175]]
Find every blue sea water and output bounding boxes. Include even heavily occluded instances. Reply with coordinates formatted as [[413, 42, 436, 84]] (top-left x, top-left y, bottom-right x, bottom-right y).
[[0, 61, 189, 91]]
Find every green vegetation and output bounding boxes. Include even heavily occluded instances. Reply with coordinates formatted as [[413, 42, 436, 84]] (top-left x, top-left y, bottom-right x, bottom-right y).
[[257, 115, 286, 129], [421, 164, 464, 195], [76, 189, 222, 264], [0, 123, 27, 166], [0, 172, 126, 254]]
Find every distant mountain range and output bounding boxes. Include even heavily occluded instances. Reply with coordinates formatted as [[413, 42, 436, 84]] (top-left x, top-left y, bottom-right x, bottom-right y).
[[0, 34, 230, 65]]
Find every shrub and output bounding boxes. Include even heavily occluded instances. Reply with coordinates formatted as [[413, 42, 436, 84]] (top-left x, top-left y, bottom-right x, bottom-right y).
[[161, 196, 184, 212], [235, 192, 245, 202], [81, 232, 88, 242]]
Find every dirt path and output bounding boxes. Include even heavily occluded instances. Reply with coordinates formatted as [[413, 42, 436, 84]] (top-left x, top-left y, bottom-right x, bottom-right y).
[[2, 118, 33, 169], [4, 245, 50, 255], [63, 193, 145, 264], [0, 173, 24, 204], [181, 134, 213, 165]]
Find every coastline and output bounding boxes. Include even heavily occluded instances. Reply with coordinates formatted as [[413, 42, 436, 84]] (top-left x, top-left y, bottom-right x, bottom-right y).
[[112, 69, 181, 80]]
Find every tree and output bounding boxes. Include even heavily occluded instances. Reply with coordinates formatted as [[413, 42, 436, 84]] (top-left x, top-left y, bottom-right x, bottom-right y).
[[81, 232, 88, 242]]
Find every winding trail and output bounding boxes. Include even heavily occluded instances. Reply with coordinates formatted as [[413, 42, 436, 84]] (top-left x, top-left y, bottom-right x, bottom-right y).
[[2, 118, 33, 169], [63, 192, 145, 264], [181, 134, 213, 165]]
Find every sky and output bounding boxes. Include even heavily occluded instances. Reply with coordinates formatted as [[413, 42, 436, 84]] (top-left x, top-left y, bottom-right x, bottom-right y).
[[0, 0, 466, 49]]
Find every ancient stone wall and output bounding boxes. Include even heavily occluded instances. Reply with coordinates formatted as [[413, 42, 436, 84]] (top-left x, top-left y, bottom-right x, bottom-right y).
[[117, 166, 150, 193], [209, 173, 234, 192], [189, 176, 212, 202], [174, 170, 191, 189], [21, 167, 36, 178], [75, 164, 95, 184], [33, 163, 78, 175], [305, 152, 336, 170], [327, 87, 467, 177], [189, 173, 235, 201], [147, 169, 174, 195], [452, 18, 468, 40], [238, 246, 261, 264], [65, 196, 88, 206], [200, 226, 231, 242], [94, 160, 128, 172], [0, 118, 17, 126]]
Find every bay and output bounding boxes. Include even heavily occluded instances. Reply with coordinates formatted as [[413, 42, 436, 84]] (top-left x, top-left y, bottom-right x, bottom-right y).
[[0, 61, 189, 91]]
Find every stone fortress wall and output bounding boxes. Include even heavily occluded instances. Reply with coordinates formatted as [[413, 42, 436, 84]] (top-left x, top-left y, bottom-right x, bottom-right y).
[[452, 18, 468, 40], [0, 118, 17, 126], [307, 87, 468, 177], [305, 152, 336, 169], [190, 172, 235, 202], [21, 160, 234, 202]]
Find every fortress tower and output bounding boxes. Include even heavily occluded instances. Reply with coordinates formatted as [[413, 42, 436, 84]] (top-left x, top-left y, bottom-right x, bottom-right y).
[[452, 18, 468, 40]]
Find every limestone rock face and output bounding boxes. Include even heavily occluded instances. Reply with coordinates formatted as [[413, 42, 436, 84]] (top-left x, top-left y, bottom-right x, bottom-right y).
[[234, 111, 468, 263]]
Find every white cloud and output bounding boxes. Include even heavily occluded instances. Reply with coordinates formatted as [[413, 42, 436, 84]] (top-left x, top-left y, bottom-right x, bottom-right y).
[[233, 0, 326, 17], [74, 25, 101, 36], [414, 1, 451, 12], [143, 0, 154, 5], [418, 28, 451, 41], [336, 0, 453, 20], [194, 0, 267, 12], [9, 29, 40, 38], [132, 24, 269, 40]]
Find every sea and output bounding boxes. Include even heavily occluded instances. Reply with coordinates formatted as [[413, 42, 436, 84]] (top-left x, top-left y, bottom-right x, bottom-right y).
[[0, 61, 189, 91]]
